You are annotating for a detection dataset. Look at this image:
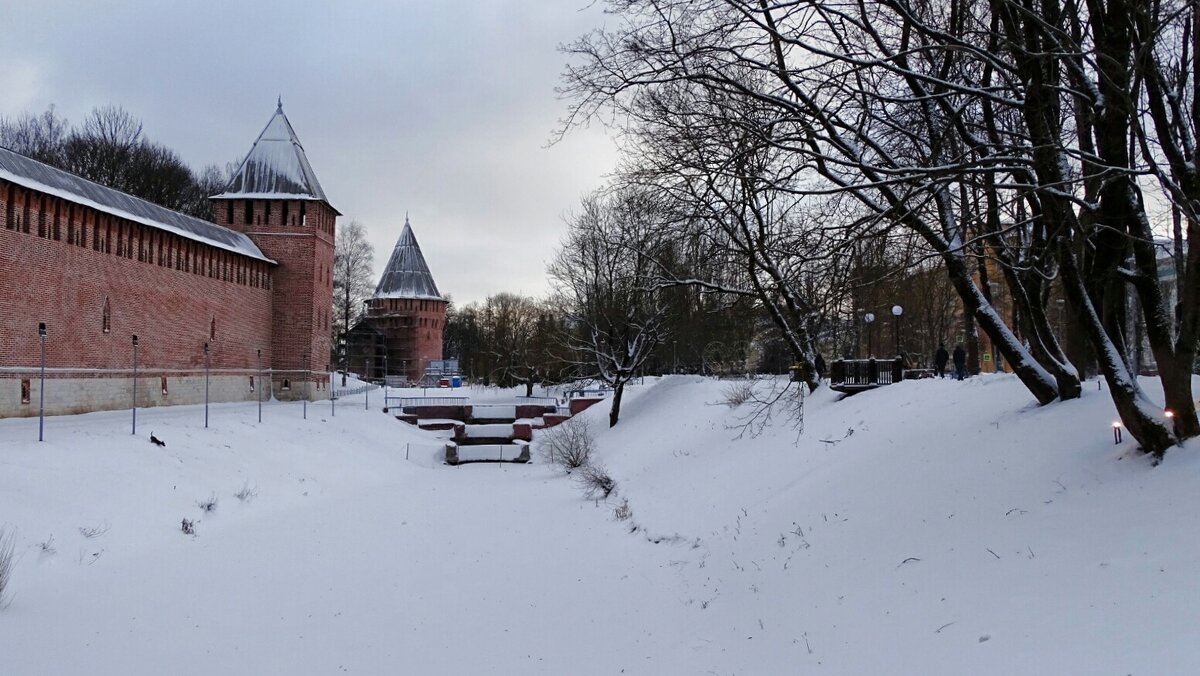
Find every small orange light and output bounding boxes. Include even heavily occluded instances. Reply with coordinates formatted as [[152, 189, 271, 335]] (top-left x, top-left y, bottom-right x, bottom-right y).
[[1164, 410, 1175, 419], [1112, 421, 1121, 428]]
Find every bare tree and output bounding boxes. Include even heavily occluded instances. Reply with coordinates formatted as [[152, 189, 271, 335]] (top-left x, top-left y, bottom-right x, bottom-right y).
[[549, 189, 670, 427], [0, 105, 69, 165], [333, 220, 375, 383], [559, 0, 1200, 455], [479, 293, 567, 396]]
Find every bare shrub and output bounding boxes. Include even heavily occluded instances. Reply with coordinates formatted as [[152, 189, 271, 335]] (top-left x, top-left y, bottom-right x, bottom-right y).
[[576, 462, 617, 499], [234, 482, 258, 503], [197, 493, 218, 513], [78, 522, 110, 539], [0, 527, 15, 607], [613, 498, 633, 521], [720, 379, 757, 408], [37, 535, 55, 556], [540, 418, 594, 470], [180, 518, 195, 535]]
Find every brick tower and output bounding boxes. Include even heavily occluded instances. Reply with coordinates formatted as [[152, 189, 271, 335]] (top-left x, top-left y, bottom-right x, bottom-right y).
[[348, 216, 446, 384], [211, 102, 337, 398]]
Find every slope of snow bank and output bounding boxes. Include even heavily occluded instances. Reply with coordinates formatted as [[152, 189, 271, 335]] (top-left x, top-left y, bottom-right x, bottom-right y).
[[1, 374, 1197, 674]]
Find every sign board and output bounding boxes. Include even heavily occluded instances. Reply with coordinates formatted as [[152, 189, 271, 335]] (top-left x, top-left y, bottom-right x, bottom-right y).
[[426, 359, 460, 375]]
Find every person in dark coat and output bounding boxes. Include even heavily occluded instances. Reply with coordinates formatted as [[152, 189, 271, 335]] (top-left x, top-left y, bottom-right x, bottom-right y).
[[952, 343, 967, 380], [934, 343, 949, 378]]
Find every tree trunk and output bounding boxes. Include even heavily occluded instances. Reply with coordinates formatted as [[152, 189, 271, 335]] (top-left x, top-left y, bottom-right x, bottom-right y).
[[943, 254, 1059, 404], [609, 381, 625, 428], [1060, 240, 1176, 456]]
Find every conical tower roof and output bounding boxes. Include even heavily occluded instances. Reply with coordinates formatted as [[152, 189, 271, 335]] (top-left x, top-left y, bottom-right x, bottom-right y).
[[214, 101, 335, 210], [373, 216, 442, 300]]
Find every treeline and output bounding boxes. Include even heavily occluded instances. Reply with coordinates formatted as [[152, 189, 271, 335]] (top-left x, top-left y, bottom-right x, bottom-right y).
[[0, 105, 230, 221]]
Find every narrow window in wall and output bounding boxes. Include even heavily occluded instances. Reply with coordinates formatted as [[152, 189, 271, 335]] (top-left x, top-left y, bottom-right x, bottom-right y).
[[21, 379, 31, 404], [249, 376, 255, 392], [160, 376, 169, 396], [210, 317, 217, 340], [244, 200, 252, 225], [300, 202, 306, 225], [265, 201, 271, 224], [282, 201, 289, 226], [4, 189, 14, 230], [102, 297, 111, 333], [281, 379, 290, 391]]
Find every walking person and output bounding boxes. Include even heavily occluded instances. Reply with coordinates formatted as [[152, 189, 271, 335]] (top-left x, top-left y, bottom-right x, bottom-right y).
[[934, 343, 949, 378], [952, 343, 967, 381]]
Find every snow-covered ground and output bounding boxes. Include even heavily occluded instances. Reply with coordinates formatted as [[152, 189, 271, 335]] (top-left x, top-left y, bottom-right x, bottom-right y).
[[1, 374, 1197, 674]]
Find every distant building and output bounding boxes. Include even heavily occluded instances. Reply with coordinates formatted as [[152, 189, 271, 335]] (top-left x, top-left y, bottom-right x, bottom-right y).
[[345, 217, 446, 383], [1, 103, 337, 417]]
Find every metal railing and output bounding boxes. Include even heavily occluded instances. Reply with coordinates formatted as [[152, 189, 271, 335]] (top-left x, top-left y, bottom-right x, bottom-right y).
[[385, 395, 469, 409], [830, 358, 904, 389]]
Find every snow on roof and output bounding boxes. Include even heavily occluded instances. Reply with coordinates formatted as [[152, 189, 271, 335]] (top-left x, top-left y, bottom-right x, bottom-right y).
[[212, 103, 337, 213], [0, 146, 273, 263], [373, 216, 443, 300]]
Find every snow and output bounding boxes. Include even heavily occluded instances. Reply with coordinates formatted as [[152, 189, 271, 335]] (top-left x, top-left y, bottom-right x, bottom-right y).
[[1, 374, 1198, 674], [470, 405, 517, 420], [462, 423, 516, 438]]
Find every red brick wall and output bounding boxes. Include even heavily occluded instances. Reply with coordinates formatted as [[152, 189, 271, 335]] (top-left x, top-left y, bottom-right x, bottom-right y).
[[1, 179, 273, 373]]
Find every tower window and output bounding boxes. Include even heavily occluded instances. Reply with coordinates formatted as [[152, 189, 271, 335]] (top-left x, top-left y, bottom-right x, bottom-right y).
[[265, 201, 271, 224], [226, 201, 233, 224], [102, 297, 111, 333], [244, 200, 252, 225], [282, 202, 289, 226], [281, 379, 291, 391]]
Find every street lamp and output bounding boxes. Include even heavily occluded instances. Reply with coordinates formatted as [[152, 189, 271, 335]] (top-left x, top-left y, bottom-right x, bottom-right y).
[[891, 305, 903, 357], [38, 322, 47, 442], [203, 342, 210, 428], [131, 335, 139, 435], [256, 348, 262, 423], [303, 352, 309, 420], [864, 312, 876, 357]]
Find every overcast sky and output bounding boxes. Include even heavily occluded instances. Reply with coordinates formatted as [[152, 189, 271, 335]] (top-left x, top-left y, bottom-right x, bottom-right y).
[[0, 1, 617, 306]]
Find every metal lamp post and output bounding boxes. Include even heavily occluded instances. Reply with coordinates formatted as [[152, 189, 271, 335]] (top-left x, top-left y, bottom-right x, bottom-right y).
[[38, 322, 47, 442], [131, 335, 139, 435], [891, 305, 903, 356], [203, 342, 210, 428], [864, 312, 876, 357], [302, 352, 309, 420], [256, 348, 262, 423], [365, 358, 372, 410]]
